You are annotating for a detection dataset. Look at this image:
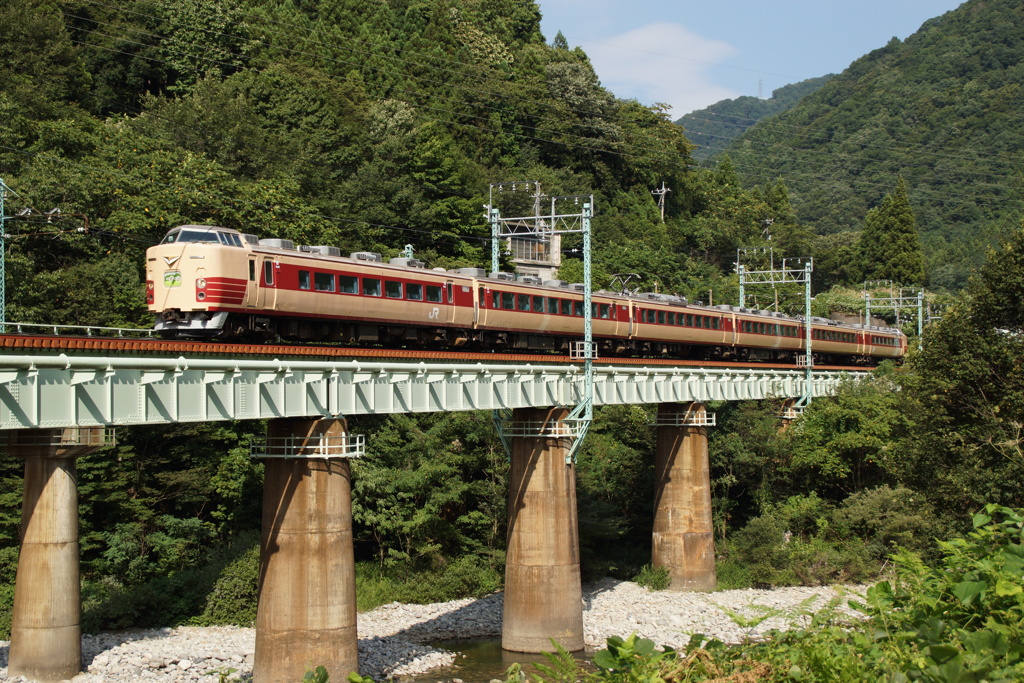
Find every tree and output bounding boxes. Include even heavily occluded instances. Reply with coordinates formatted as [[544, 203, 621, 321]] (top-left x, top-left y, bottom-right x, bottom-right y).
[[891, 226, 1024, 524], [859, 178, 926, 285]]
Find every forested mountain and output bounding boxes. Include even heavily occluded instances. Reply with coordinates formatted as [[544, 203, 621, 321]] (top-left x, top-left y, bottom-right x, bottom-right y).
[[676, 76, 834, 161], [720, 0, 1024, 291]]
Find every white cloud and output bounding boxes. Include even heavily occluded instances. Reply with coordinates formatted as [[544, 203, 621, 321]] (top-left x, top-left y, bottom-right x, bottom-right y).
[[581, 23, 741, 117]]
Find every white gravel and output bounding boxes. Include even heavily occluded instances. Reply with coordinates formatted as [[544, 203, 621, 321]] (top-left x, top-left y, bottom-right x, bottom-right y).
[[0, 580, 866, 682]]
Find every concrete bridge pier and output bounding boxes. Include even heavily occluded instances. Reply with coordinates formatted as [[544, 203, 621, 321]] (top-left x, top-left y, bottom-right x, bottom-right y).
[[3, 428, 107, 682], [652, 403, 716, 592], [254, 418, 358, 683], [502, 407, 584, 653]]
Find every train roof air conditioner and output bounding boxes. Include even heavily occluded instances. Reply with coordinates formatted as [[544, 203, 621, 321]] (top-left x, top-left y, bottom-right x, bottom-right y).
[[455, 267, 486, 277], [311, 246, 342, 257], [350, 252, 383, 262], [390, 257, 426, 268], [258, 238, 295, 250]]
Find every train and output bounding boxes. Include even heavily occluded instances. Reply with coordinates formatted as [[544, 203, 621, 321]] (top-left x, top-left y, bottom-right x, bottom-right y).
[[145, 224, 907, 364]]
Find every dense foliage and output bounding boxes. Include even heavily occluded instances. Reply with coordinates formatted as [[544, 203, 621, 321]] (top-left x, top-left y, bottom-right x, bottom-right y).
[[722, 0, 1024, 291], [676, 76, 834, 161], [513, 504, 1024, 683]]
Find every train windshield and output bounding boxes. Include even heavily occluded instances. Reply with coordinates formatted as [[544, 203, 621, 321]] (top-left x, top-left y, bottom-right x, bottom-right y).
[[161, 228, 243, 247]]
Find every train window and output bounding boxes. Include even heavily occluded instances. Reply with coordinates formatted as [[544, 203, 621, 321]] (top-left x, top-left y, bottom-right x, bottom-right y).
[[263, 261, 274, 286], [408, 283, 423, 301], [703, 316, 711, 329], [657, 311, 665, 324], [491, 291, 499, 308], [547, 298, 558, 315], [667, 312, 676, 325], [573, 301, 583, 316], [427, 285, 442, 303], [340, 275, 357, 294], [447, 283, 453, 303], [677, 314, 686, 326], [713, 318, 721, 330], [517, 294, 530, 311], [499, 292, 512, 309], [599, 304, 610, 319], [315, 272, 335, 292], [533, 296, 544, 312], [560, 299, 571, 315], [363, 278, 381, 297], [249, 260, 256, 282], [385, 281, 402, 298], [299, 270, 311, 291]]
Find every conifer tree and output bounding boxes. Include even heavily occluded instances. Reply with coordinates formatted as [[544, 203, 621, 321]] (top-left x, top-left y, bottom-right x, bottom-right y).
[[858, 178, 926, 285]]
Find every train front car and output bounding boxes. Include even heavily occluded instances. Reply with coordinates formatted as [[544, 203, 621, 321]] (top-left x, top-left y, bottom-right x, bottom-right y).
[[146, 225, 251, 337]]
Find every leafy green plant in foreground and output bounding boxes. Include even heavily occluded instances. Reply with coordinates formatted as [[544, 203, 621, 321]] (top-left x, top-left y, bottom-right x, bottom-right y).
[[510, 505, 1024, 682]]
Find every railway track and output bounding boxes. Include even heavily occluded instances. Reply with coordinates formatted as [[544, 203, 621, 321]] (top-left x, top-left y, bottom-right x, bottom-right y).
[[0, 334, 872, 372]]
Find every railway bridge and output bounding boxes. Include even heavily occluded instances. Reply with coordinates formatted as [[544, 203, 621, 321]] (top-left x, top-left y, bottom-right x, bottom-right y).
[[0, 333, 861, 682]]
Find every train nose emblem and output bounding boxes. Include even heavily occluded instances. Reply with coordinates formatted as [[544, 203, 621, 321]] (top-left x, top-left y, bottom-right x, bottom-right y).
[[163, 255, 181, 266]]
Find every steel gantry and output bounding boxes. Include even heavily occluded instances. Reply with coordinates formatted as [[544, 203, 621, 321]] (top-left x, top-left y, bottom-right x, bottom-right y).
[[0, 351, 857, 430], [488, 187, 597, 462]]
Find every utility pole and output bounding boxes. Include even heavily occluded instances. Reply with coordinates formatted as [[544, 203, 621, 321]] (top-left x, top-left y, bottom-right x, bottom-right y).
[[0, 179, 6, 333], [0, 178, 13, 334], [651, 181, 670, 223]]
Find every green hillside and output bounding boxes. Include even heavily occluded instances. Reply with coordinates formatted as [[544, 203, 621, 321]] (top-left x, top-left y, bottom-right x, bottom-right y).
[[676, 76, 834, 161], [721, 0, 1024, 290]]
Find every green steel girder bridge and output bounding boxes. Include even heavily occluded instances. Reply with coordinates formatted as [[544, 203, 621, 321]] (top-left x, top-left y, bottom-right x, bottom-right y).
[[0, 347, 853, 430]]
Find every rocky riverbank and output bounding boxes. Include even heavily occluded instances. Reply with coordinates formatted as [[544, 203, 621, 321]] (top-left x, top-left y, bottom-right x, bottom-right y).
[[0, 579, 866, 682]]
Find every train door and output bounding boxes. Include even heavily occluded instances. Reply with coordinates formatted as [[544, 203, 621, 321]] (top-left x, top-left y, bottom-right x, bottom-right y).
[[258, 257, 278, 310], [446, 280, 456, 323], [244, 256, 258, 307]]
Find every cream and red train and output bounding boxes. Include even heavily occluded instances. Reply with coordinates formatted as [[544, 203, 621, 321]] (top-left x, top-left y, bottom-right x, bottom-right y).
[[145, 225, 907, 364]]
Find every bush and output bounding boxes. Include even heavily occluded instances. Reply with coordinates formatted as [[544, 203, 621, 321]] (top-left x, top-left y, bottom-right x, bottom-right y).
[[632, 564, 670, 591], [832, 485, 939, 561], [355, 554, 503, 611], [82, 531, 259, 632], [198, 541, 260, 626]]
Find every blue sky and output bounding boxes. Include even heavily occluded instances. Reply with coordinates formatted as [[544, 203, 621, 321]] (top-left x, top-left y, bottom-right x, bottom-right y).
[[536, 0, 967, 118]]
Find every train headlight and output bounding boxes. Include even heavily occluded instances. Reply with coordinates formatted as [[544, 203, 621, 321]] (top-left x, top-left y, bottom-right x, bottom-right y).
[[196, 278, 207, 289], [197, 292, 207, 301]]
